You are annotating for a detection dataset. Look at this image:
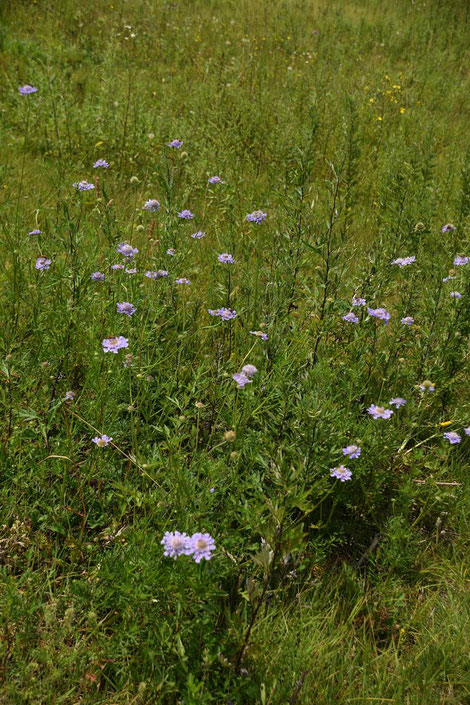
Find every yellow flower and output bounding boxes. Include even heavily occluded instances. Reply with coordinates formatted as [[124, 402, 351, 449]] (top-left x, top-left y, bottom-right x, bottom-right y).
[[440, 421, 452, 427], [377, 116, 383, 121], [400, 107, 405, 113], [369, 97, 375, 103]]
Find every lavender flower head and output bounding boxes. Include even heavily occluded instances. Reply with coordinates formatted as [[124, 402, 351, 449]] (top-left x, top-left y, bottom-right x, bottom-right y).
[[93, 159, 109, 168], [102, 336, 129, 353], [401, 316, 414, 325], [161, 531, 190, 559], [218, 253, 235, 264], [342, 445, 361, 459], [19, 84, 38, 95], [117, 302, 136, 316], [91, 272, 105, 281], [29, 229, 41, 235], [368, 307, 391, 323], [168, 139, 183, 148], [208, 175, 223, 184], [166, 248, 176, 256], [233, 372, 251, 388], [368, 404, 393, 419], [143, 199, 160, 212], [125, 267, 138, 275], [418, 380, 435, 393], [444, 431, 461, 445], [352, 296, 366, 307], [449, 291, 462, 299], [241, 364, 257, 377], [117, 242, 139, 258], [389, 397, 406, 408], [92, 434, 113, 447], [250, 330, 268, 341], [175, 277, 191, 285], [187, 532, 216, 563], [453, 256, 470, 266], [441, 223, 456, 233], [74, 181, 95, 191], [111, 263, 124, 270], [208, 307, 236, 321], [342, 312, 359, 323], [246, 210, 267, 224], [391, 256, 416, 267], [146, 270, 168, 279], [178, 209, 195, 219], [35, 256, 51, 271], [65, 391, 75, 401], [191, 231, 206, 239], [464, 427, 470, 436], [330, 465, 352, 482]]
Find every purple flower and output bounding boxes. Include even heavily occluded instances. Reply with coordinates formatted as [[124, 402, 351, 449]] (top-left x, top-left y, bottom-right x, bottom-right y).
[[444, 431, 461, 445], [19, 84, 38, 95], [117, 301, 136, 316], [125, 267, 138, 274], [161, 531, 190, 559], [35, 256, 51, 271], [175, 277, 191, 285], [208, 175, 223, 184], [218, 253, 235, 264], [210, 487, 215, 493], [418, 381, 435, 392], [443, 275, 456, 282], [401, 316, 414, 325], [241, 364, 257, 377], [233, 372, 252, 388], [208, 308, 236, 321], [330, 465, 352, 482], [168, 139, 183, 148], [441, 223, 455, 233], [352, 296, 366, 307], [29, 229, 41, 235], [391, 256, 416, 267], [143, 199, 160, 212], [92, 434, 113, 447], [368, 307, 391, 323], [166, 248, 176, 256], [342, 445, 361, 459], [464, 427, 470, 436], [453, 256, 469, 266], [187, 532, 216, 563], [91, 272, 105, 281], [389, 397, 406, 408], [65, 391, 75, 401], [250, 330, 268, 340], [449, 291, 462, 299], [102, 336, 129, 353], [117, 242, 139, 258], [342, 312, 359, 323], [246, 210, 267, 224], [191, 230, 205, 239], [93, 159, 109, 168], [146, 270, 168, 279], [74, 181, 95, 191], [368, 404, 393, 420], [111, 263, 124, 270], [178, 209, 195, 219]]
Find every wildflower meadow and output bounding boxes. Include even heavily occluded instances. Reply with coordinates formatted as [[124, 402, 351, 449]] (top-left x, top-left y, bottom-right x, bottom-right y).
[[0, 0, 469, 703]]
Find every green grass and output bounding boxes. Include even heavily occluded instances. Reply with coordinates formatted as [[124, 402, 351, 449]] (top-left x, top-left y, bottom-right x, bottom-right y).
[[0, 0, 469, 702]]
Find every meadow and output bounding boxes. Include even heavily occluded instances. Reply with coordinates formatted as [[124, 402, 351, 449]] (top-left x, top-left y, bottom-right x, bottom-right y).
[[0, 0, 469, 702]]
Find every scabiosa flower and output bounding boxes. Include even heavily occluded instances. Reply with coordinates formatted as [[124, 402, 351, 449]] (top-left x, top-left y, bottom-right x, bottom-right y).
[[74, 180, 95, 191], [143, 199, 160, 212], [178, 209, 195, 219], [168, 139, 183, 148], [352, 296, 366, 306], [146, 270, 168, 279], [441, 223, 456, 233], [246, 210, 267, 224], [111, 263, 124, 270], [191, 230, 205, 239], [218, 253, 235, 264], [117, 301, 136, 316], [208, 175, 223, 183], [35, 256, 51, 271], [391, 256, 416, 267], [368, 307, 391, 323], [29, 229, 41, 235], [330, 465, 352, 482], [342, 312, 359, 323], [419, 380, 435, 393], [250, 330, 268, 340], [368, 404, 393, 419], [166, 248, 176, 256], [464, 427, 470, 436], [187, 532, 216, 563], [92, 434, 113, 447], [175, 277, 191, 284], [449, 291, 462, 299], [342, 445, 361, 459], [161, 531, 190, 559], [117, 242, 139, 258], [453, 255, 470, 266], [65, 391, 75, 401], [444, 431, 461, 445], [19, 84, 38, 95], [233, 372, 251, 388], [91, 272, 105, 281], [125, 267, 138, 274], [241, 364, 258, 377], [401, 316, 414, 325], [93, 159, 109, 168], [102, 336, 129, 353], [389, 397, 406, 408]]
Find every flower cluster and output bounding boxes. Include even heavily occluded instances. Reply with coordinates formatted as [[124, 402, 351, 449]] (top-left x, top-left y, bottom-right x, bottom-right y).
[[161, 531, 216, 562], [208, 307, 236, 320]]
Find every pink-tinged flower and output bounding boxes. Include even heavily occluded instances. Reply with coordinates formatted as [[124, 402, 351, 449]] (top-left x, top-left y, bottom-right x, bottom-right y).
[[330, 465, 352, 482], [352, 296, 366, 306], [453, 256, 469, 266], [441, 223, 455, 233], [93, 159, 109, 168], [450, 291, 462, 299], [117, 242, 139, 258], [368, 404, 393, 419], [175, 277, 191, 285], [342, 445, 361, 459], [191, 231, 206, 239], [143, 199, 160, 212], [166, 248, 176, 256], [161, 531, 190, 559], [443, 431, 461, 445], [401, 316, 414, 325], [389, 397, 406, 408], [117, 302, 136, 316], [168, 139, 183, 148], [233, 372, 251, 388], [35, 256, 51, 271], [125, 268, 138, 274], [218, 253, 235, 263], [246, 210, 267, 224], [187, 532, 216, 563], [92, 434, 113, 447], [368, 307, 390, 323], [250, 330, 268, 340], [178, 209, 194, 219], [91, 272, 105, 281], [241, 364, 257, 377], [391, 256, 416, 267], [342, 312, 359, 323], [19, 84, 38, 95], [111, 263, 124, 270], [102, 336, 129, 353]]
